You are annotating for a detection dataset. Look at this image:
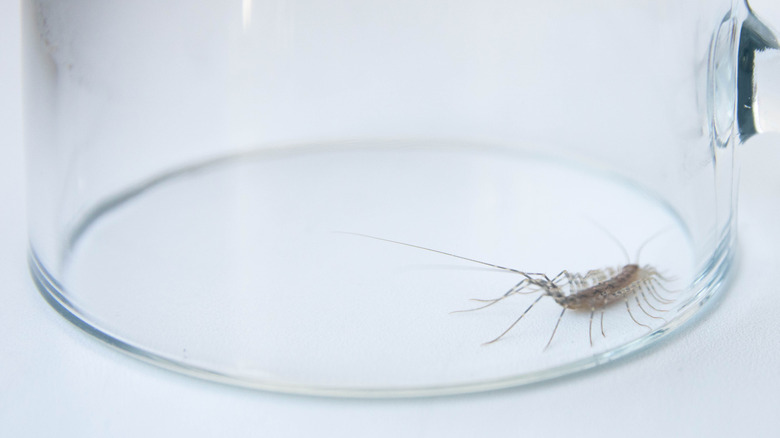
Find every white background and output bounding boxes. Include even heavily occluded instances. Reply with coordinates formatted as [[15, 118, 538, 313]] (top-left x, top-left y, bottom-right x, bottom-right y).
[[2, 1, 780, 436]]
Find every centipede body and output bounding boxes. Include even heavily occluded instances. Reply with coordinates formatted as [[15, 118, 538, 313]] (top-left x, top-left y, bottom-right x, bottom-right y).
[[341, 231, 677, 350]]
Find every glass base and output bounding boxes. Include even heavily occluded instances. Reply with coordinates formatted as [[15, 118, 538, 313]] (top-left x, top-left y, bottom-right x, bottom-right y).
[[30, 141, 732, 397]]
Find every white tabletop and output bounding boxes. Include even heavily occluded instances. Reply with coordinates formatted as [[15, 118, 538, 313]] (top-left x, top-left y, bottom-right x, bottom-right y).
[[2, 1, 779, 436]]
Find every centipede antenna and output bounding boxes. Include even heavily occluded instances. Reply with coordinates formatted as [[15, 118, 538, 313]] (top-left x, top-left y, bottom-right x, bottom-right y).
[[600, 311, 606, 337], [469, 288, 540, 301], [482, 295, 543, 345], [625, 299, 651, 329], [451, 300, 499, 314], [452, 296, 510, 313], [544, 308, 567, 351], [452, 279, 536, 313], [587, 219, 630, 264], [468, 280, 526, 302], [634, 227, 672, 264], [470, 289, 539, 303], [339, 232, 533, 278], [589, 310, 594, 347]]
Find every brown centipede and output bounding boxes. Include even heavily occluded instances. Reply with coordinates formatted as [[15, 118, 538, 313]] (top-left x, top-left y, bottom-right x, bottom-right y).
[[342, 230, 677, 350]]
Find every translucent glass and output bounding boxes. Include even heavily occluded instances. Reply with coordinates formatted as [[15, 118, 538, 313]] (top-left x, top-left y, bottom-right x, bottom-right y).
[[23, 0, 780, 396]]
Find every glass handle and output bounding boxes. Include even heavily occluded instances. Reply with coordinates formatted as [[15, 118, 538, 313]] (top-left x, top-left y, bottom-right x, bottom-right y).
[[740, 2, 780, 140]]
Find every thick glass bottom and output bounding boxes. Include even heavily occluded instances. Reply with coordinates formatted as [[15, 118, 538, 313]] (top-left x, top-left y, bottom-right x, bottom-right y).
[[30, 141, 731, 397]]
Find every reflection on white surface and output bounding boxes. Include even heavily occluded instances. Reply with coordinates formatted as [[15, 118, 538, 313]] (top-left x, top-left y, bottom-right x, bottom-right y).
[[242, 0, 252, 31]]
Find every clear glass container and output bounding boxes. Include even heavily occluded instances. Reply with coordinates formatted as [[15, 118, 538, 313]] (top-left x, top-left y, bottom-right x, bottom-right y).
[[23, 0, 780, 396]]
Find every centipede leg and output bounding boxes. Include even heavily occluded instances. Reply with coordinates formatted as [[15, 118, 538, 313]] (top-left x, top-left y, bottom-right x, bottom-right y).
[[452, 279, 533, 313], [639, 288, 668, 312], [650, 277, 677, 294], [483, 295, 544, 345], [589, 310, 595, 347], [600, 311, 605, 337], [550, 270, 570, 284], [646, 281, 674, 304], [635, 295, 666, 321], [584, 269, 608, 284], [625, 299, 651, 329], [650, 269, 675, 283], [544, 308, 567, 351]]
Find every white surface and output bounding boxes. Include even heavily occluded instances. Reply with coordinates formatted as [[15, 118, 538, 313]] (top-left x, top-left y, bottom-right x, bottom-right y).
[[2, 1, 780, 436]]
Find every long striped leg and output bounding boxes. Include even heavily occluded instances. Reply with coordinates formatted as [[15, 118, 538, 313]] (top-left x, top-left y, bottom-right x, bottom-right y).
[[646, 281, 674, 304], [451, 279, 532, 313], [625, 299, 651, 329], [635, 296, 666, 322], [483, 295, 544, 345], [589, 310, 595, 347], [544, 308, 567, 351], [600, 311, 606, 337], [639, 288, 668, 312], [650, 277, 678, 294]]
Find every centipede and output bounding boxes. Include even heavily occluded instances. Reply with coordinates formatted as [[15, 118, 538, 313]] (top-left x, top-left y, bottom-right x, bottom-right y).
[[343, 230, 677, 350]]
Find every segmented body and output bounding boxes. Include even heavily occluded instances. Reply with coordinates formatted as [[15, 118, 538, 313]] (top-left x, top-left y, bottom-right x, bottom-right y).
[[554, 264, 641, 310]]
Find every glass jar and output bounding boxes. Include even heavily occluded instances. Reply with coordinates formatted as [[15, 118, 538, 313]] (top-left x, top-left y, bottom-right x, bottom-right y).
[[23, 0, 780, 396]]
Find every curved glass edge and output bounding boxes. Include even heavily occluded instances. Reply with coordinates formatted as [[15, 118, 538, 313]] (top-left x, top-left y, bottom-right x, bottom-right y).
[[29, 224, 734, 398]]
